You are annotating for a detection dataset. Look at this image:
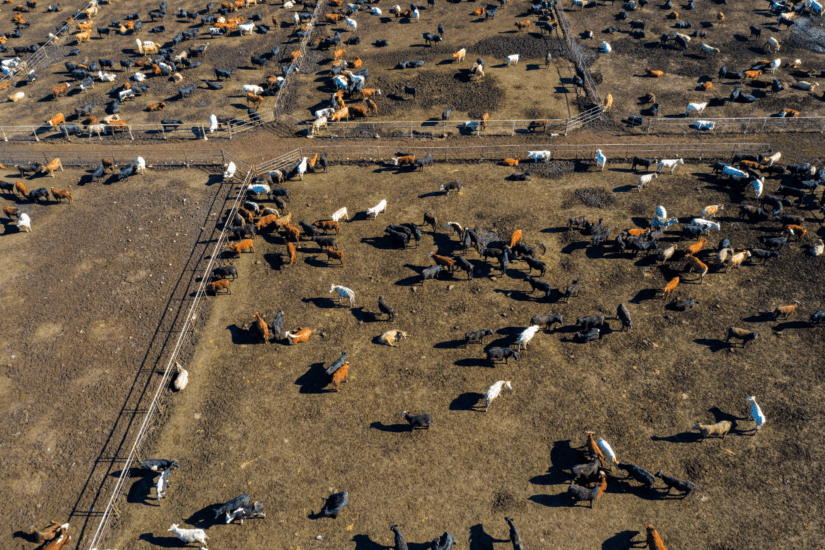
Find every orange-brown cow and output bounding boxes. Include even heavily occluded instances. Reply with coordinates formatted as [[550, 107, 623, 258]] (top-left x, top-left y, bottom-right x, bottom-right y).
[[46, 113, 65, 126], [207, 279, 232, 294], [226, 238, 255, 255], [286, 241, 296, 266], [50, 188, 73, 203], [147, 101, 166, 112], [661, 276, 680, 300], [313, 219, 340, 234], [52, 83, 70, 99], [332, 362, 349, 390], [40, 158, 63, 177], [323, 246, 344, 266]]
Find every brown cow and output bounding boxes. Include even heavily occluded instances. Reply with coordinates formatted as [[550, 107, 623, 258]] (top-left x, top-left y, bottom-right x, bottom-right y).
[[225, 238, 255, 255], [349, 105, 369, 117], [52, 83, 71, 100], [207, 279, 232, 294], [246, 92, 263, 107], [313, 219, 340, 234], [323, 246, 344, 266], [46, 113, 65, 126], [50, 188, 73, 203], [515, 20, 530, 32], [282, 224, 300, 242], [147, 101, 166, 112], [286, 241, 296, 267]]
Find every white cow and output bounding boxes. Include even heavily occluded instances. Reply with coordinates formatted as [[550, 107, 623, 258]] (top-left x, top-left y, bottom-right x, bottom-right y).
[[657, 158, 684, 174], [595, 149, 607, 171], [722, 165, 748, 180], [685, 102, 708, 117], [316, 107, 335, 119], [330, 284, 355, 307], [751, 177, 763, 198], [224, 161, 237, 181], [16, 213, 31, 233], [746, 396, 766, 432], [367, 199, 387, 219], [637, 173, 658, 191], [243, 84, 265, 95], [239, 21, 255, 35], [695, 120, 716, 131], [527, 150, 552, 163], [136, 156, 146, 175], [311, 116, 327, 135], [210, 114, 219, 133], [766, 151, 781, 166], [296, 157, 308, 180], [700, 43, 720, 55], [168, 525, 208, 546], [484, 380, 513, 412], [517, 325, 540, 353], [346, 17, 357, 31], [507, 54, 519, 66], [770, 58, 781, 74], [371, 7, 382, 14], [599, 41, 611, 53], [692, 218, 721, 233], [765, 36, 780, 52], [331, 207, 349, 222]]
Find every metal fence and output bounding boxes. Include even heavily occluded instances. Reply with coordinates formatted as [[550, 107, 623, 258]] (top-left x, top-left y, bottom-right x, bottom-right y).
[[615, 113, 825, 135], [289, 141, 773, 163], [0, 1, 97, 88], [0, 149, 227, 169], [80, 149, 262, 550], [273, 1, 324, 119], [553, 3, 604, 112]]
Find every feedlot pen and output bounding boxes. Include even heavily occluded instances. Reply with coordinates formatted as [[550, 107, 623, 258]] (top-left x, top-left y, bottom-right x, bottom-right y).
[[108, 156, 825, 550], [561, 1, 825, 121]]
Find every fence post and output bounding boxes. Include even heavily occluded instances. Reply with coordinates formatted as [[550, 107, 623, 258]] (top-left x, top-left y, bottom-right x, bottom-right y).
[[33, 129, 39, 142], [161, 125, 166, 140], [2, 129, 6, 142], [128, 127, 134, 140], [410, 121, 413, 139]]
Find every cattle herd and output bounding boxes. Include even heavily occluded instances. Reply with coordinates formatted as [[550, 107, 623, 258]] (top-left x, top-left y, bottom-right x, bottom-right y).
[[20, 147, 787, 548]]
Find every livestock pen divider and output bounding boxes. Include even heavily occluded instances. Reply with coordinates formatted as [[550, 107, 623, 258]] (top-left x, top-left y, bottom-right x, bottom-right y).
[[289, 142, 773, 164], [82, 149, 268, 550]]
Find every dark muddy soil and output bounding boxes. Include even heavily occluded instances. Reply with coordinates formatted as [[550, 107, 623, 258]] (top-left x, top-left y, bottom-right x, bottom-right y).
[[562, 3, 825, 119], [1, 0, 307, 130], [0, 166, 228, 550], [285, 1, 580, 126], [103, 159, 825, 550]]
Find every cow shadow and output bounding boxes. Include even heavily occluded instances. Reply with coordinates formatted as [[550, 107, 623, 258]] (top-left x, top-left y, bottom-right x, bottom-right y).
[[469, 524, 508, 550], [629, 288, 659, 303], [651, 430, 702, 444], [295, 362, 332, 394], [773, 320, 808, 332], [561, 241, 589, 254], [693, 337, 727, 352], [608, 478, 662, 501], [138, 534, 182, 548], [226, 324, 260, 345], [184, 504, 221, 529], [12, 531, 39, 544], [454, 357, 491, 368], [531, 440, 577, 486], [450, 392, 484, 411], [602, 530, 642, 550], [362, 236, 402, 251], [351, 307, 378, 323], [434, 338, 467, 349], [352, 534, 390, 550], [528, 493, 569, 508], [126, 471, 158, 505], [369, 421, 411, 433], [301, 296, 338, 309]]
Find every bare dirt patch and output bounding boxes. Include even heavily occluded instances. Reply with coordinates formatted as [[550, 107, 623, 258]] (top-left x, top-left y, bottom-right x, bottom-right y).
[[105, 159, 825, 550]]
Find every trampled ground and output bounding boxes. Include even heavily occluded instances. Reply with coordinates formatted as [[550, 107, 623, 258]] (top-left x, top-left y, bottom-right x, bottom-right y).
[[104, 158, 825, 550]]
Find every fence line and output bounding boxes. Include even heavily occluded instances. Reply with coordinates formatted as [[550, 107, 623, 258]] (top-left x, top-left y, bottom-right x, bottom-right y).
[[625, 114, 825, 135], [290, 141, 773, 163], [272, 2, 324, 119], [0, 149, 224, 169], [553, 3, 604, 113], [82, 165, 253, 550], [81, 148, 296, 550]]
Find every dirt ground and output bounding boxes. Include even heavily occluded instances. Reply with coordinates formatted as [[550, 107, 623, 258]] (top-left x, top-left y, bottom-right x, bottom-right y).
[[99, 158, 825, 550], [561, 2, 825, 120], [0, 166, 231, 550], [2, 0, 306, 131], [286, 3, 579, 125]]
